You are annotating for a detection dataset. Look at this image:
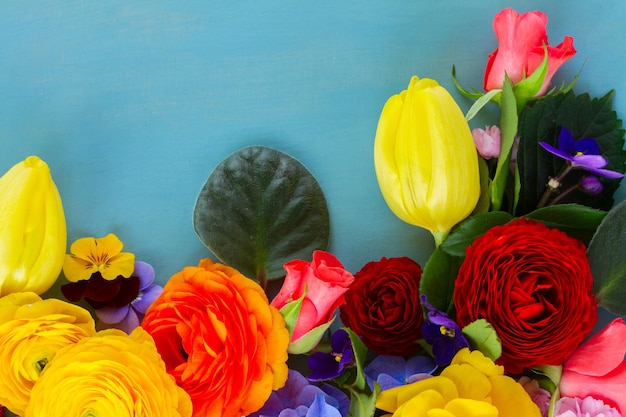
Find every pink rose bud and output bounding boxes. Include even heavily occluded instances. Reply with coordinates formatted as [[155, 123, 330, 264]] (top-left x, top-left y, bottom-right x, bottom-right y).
[[472, 125, 501, 159]]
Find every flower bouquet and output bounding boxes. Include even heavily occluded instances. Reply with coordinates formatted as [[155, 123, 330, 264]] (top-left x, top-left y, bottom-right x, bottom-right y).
[[1, 7, 625, 417]]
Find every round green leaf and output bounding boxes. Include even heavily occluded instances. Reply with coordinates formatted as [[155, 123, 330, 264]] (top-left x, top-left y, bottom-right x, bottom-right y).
[[193, 146, 330, 283]]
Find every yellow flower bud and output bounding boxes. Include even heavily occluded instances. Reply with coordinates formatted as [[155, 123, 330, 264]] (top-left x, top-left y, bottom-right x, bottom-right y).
[[374, 76, 480, 246], [0, 156, 66, 295]]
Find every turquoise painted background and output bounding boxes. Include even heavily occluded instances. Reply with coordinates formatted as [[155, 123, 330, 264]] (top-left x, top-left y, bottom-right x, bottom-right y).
[[1, 1, 625, 285]]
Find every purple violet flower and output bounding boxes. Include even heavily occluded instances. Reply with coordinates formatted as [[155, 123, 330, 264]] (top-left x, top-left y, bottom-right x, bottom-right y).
[[95, 261, 163, 334], [307, 329, 354, 381], [539, 127, 624, 179], [247, 369, 349, 417], [363, 354, 437, 392], [420, 295, 469, 366]]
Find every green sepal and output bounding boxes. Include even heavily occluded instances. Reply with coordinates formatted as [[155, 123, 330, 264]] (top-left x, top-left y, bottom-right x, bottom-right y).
[[288, 317, 335, 355]]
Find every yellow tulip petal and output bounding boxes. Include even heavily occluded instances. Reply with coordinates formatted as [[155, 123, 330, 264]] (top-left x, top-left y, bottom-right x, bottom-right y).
[[374, 76, 480, 246]]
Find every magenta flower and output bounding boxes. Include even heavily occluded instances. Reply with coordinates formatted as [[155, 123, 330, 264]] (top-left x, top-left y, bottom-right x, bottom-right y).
[[95, 261, 163, 333], [540, 127, 624, 179]]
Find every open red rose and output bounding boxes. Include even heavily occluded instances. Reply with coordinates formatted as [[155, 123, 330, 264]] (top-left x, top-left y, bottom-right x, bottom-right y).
[[454, 218, 597, 373], [339, 256, 423, 356], [141, 259, 289, 417], [483, 8, 576, 96]]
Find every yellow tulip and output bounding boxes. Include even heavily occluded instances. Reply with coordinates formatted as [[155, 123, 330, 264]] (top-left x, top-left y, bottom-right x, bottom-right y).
[[0, 156, 66, 295], [374, 76, 480, 246]]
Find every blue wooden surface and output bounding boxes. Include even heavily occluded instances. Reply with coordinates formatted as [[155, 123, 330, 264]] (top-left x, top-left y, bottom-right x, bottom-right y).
[[1, 1, 625, 284]]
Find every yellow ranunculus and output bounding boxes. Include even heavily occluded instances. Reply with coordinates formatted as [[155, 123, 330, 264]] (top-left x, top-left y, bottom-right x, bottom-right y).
[[374, 76, 480, 246], [376, 348, 541, 417], [25, 327, 192, 417], [0, 156, 67, 295], [0, 292, 96, 415]]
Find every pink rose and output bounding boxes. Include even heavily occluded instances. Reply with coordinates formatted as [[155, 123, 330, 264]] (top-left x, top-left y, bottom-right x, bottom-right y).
[[560, 318, 626, 414], [271, 250, 354, 342], [472, 125, 501, 159], [483, 8, 576, 96]]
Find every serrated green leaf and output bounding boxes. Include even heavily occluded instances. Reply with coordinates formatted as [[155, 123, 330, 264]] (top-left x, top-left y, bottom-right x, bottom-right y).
[[462, 319, 502, 361], [525, 204, 607, 245], [517, 91, 626, 215], [193, 146, 330, 283], [441, 211, 513, 257], [588, 200, 626, 314], [419, 248, 463, 315]]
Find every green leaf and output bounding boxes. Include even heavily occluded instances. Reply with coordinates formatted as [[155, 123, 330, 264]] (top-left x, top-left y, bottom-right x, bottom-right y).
[[489, 75, 518, 212], [516, 91, 626, 216], [344, 327, 370, 391], [525, 204, 607, 245], [451, 65, 484, 101], [441, 211, 513, 257], [279, 292, 305, 340], [465, 89, 501, 121], [462, 319, 502, 361], [419, 248, 464, 315], [346, 384, 379, 417], [193, 146, 330, 282], [588, 200, 626, 314]]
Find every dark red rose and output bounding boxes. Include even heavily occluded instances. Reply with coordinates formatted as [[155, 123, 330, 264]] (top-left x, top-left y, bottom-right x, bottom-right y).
[[454, 218, 597, 373], [339, 257, 423, 356]]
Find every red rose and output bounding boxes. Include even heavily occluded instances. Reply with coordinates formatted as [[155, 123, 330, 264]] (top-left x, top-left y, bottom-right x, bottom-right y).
[[454, 218, 597, 373], [339, 257, 423, 356]]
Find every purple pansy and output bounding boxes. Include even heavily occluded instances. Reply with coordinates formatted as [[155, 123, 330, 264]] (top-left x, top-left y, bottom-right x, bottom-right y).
[[363, 354, 437, 392], [539, 127, 624, 179], [307, 329, 354, 381], [421, 295, 469, 366], [95, 261, 163, 334], [247, 370, 349, 417]]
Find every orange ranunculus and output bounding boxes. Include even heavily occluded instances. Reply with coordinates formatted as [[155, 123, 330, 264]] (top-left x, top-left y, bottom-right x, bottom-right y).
[[141, 259, 290, 417], [24, 327, 192, 417], [0, 292, 96, 415]]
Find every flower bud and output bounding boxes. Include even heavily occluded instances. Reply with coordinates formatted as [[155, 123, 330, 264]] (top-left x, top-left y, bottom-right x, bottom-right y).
[[374, 76, 480, 246], [0, 156, 66, 295]]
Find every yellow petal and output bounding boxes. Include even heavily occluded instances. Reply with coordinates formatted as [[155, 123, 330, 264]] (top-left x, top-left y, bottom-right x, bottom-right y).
[[100, 251, 135, 280], [376, 376, 458, 412], [440, 363, 491, 401], [444, 398, 499, 417], [488, 375, 542, 417], [374, 76, 480, 245]]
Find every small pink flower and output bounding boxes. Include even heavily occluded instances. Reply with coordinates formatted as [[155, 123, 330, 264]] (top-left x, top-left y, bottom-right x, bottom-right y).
[[560, 318, 626, 414], [483, 8, 576, 96], [555, 396, 621, 417], [472, 125, 501, 159], [271, 250, 354, 342]]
